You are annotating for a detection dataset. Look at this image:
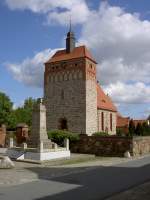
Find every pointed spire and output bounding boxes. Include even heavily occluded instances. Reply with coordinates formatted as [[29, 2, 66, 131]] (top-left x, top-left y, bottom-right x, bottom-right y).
[[66, 17, 75, 53], [69, 15, 72, 32]]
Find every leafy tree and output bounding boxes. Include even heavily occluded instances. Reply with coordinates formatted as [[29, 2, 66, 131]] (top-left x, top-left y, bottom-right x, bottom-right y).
[[0, 92, 38, 128], [14, 97, 37, 127], [135, 123, 143, 136], [129, 119, 135, 135], [24, 97, 37, 110], [0, 92, 14, 127]]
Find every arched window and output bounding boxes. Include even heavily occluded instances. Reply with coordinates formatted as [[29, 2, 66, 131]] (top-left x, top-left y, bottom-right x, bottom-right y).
[[101, 112, 104, 131], [110, 113, 112, 131], [58, 118, 68, 130]]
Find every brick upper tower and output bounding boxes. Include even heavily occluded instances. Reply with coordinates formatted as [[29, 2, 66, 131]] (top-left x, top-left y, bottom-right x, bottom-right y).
[[44, 29, 97, 135]]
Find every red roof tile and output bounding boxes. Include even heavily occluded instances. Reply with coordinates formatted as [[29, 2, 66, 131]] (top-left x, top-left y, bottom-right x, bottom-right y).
[[117, 114, 130, 127], [97, 84, 117, 112], [46, 45, 97, 63]]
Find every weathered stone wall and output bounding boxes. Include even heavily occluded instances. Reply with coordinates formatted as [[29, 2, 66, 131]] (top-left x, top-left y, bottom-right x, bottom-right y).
[[71, 135, 150, 157], [44, 57, 97, 135], [85, 59, 97, 136], [97, 109, 116, 135], [132, 136, 150, 156], [44, 58, 86, 134], [0, 125, 6, 147]]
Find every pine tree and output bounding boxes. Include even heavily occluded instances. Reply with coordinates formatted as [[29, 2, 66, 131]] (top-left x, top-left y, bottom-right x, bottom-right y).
[[135, 123, 143, 136], [129, 119, 135, 135]]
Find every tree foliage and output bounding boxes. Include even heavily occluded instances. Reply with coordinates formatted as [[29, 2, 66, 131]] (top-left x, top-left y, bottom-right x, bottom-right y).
[[0, 92, 13, 127], [129, 119, 136, 135], [48, 130, 79, 146], [135, 123, 143, 136], [14, 97, 37, 127], [0, 91, 37, 129], [129, 119, 150, 136]]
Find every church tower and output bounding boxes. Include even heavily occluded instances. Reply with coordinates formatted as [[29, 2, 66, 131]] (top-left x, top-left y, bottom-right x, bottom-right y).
[[44, 28, 97, 135]]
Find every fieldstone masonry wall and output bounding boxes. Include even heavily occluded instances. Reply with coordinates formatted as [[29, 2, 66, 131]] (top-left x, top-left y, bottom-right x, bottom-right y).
[[44, 57, 97, 135], [71, 135, 150, 157], [45, 58, 86, 134], [132, 136, 150, 156]]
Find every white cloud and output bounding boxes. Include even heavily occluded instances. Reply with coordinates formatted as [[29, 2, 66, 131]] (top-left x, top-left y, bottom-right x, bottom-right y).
[[79, 2, 150, 85], [5, 2, 150, 107], [6, 49, 58, 87], [146, 108, 150, 118], [5, 0, 90, 25], [104, 82, 150, 104]]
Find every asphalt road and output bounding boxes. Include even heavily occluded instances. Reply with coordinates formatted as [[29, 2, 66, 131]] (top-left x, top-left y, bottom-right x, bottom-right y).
[[0, 156, 150, 200]]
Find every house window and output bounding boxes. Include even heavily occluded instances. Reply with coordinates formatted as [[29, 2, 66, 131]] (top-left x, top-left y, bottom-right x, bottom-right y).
[[101, 112, 104, 131], [110, 113, 112, 131]]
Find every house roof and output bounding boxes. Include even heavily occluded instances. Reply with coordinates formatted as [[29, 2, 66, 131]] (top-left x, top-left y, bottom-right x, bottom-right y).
[[117, 113, 130, 127], [97, 84, 117, 112], [133, 119, 148, 127], [45, 45, 97, 64]]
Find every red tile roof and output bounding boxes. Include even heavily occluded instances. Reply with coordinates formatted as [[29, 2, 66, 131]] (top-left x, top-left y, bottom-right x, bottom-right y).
[[46, 45, 97, 64], [97, 84, 117, 112], [117, 113, 130, 127]]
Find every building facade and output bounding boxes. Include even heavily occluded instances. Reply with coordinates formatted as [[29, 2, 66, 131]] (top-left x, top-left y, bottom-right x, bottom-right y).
[[44, 29, 117, 135]]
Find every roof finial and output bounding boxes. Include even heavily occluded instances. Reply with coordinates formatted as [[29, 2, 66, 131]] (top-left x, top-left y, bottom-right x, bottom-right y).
[[66, 15, 75, 53], [69, 15, 72, 32]]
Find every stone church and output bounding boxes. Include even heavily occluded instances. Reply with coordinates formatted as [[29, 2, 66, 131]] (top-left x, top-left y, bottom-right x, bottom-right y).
[[44, 28, 117, 136]]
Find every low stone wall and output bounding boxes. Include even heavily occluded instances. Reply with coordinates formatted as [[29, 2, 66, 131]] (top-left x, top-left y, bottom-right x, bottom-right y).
[[71, 135, 150, 157], [132, 136, 150, 156]]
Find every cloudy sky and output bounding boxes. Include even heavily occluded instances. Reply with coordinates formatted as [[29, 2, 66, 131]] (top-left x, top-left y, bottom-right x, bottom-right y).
[[0, 0, 150, 119]]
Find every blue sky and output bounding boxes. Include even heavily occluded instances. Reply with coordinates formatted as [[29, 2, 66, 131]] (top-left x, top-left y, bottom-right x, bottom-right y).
[[0, 0, 150, 119]]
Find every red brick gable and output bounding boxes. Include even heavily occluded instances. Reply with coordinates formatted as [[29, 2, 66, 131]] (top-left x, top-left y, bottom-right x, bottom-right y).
[[97, 84, 117, 112], [45, 45, 97, 64]]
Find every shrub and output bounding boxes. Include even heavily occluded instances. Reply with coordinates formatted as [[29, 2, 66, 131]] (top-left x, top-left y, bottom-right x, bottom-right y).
[[92, 132, 109, 136], [47, 130, 79, 146], [116, 128, 126, 136], [142, 122, 150, 136]]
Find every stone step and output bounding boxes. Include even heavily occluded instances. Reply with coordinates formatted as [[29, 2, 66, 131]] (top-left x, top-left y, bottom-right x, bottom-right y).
[[15, 153, 96, 165]]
